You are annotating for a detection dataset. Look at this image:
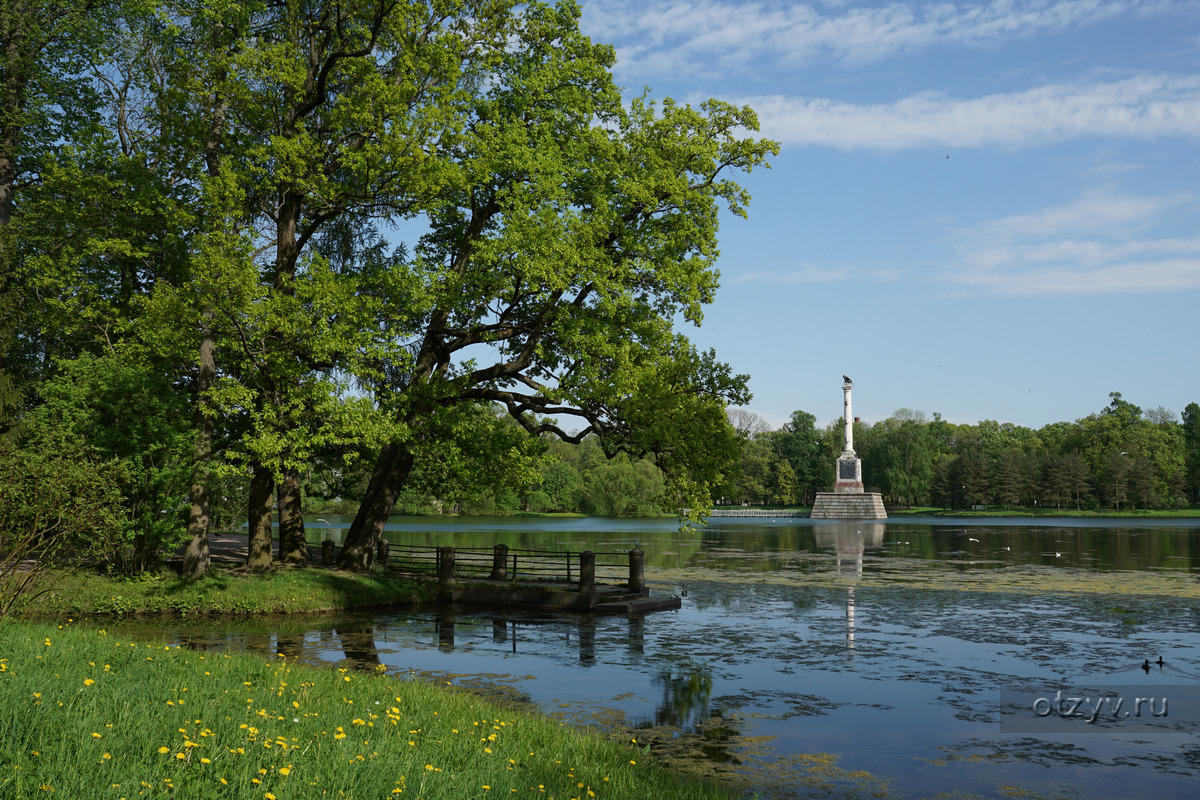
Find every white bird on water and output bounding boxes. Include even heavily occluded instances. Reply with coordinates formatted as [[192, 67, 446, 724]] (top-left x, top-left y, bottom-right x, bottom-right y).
[[968, 537, 980, 543]]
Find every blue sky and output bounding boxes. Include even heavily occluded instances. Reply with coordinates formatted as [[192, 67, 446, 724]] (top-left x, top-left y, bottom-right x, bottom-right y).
[[577, 0, 1200, 430]]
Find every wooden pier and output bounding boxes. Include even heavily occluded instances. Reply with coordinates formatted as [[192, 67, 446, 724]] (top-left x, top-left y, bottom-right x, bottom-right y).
[[321, 540, 680, 616]]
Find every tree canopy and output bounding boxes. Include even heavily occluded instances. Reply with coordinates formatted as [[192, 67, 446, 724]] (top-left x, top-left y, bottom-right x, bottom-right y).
[[3, 0, 776, 575]]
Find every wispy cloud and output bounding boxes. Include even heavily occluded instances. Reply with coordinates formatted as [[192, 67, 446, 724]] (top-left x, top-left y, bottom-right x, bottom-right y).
[[731, 264, 903, 284], [945, 190, 1200, 295], [740, 74, 1200, 148], [582, 0, 1183, 77]]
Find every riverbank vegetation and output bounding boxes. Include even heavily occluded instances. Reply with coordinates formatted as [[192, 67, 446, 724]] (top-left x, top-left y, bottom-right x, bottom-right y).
[[720, 395, 1200, 513], [5, 565, 434, 618], [0, 621, 731, 799]]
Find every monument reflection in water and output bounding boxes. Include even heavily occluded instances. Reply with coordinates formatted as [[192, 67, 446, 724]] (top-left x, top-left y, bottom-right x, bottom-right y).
[[814, 522, 886, 655]]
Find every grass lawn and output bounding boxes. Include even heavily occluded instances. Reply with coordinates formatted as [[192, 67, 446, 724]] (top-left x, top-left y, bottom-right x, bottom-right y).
[[0, 620, 732, 800], [7, 566, 438, 617]]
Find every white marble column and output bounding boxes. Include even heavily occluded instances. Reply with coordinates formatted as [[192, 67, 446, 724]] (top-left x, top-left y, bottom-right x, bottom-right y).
[[843, 380, 854, 455]]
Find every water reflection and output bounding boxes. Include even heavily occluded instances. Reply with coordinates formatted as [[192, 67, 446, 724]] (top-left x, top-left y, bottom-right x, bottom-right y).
[[111, 516, 1200, 800], [301, 514, 1200, 574]]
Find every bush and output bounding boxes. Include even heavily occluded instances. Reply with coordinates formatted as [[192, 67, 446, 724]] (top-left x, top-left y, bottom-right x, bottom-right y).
[[0, 440, 124, 615]]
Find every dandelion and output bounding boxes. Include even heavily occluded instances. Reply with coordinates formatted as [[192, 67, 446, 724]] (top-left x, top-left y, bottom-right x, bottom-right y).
[[83, 678, 95, 686], [157, 747, 170, 754], [91, 733, 101, 739], [279, 766, 291, 776]]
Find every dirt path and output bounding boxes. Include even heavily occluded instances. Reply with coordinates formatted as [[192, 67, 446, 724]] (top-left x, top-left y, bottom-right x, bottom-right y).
[[171, 533, 326, 566]]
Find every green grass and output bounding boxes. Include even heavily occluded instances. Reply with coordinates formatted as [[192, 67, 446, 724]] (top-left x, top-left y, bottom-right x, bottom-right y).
[[0, 621, 732, 800], [8, 567, 438, 617]]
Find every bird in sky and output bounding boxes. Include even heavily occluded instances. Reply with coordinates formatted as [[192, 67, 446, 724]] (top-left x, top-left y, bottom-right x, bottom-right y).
[[843, 374, 852, 385]]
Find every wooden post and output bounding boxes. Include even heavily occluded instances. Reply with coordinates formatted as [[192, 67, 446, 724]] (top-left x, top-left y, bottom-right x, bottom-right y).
[[322, 539, 336, 566], [579, 550, 596, 592], [490, 544, 509, 580], [438, 546, 456, 586], [628, 547, 645, 594]]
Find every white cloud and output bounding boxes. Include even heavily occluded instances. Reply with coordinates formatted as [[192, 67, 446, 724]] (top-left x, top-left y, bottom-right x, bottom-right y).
[[731, 264, 903, 284], [945, 190, 1200, 295], [581, 0, 1182, 76], [739, 74, 1200, 148]]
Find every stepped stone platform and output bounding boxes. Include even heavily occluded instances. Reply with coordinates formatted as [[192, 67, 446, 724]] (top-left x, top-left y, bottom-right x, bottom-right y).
[[809, 492, 887, 520]]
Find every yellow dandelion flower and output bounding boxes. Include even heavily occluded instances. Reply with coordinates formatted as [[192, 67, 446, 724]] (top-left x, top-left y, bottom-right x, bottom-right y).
[[83, 678, 95, 686], [91, 733, 101, 739], [200, 758, 211, 765], [279, 766, 291, 776], [157, 747, 170, 754], [424, 764, 434, 771]]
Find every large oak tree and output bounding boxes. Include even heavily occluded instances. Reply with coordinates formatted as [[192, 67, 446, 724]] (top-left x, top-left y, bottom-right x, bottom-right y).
[[335, 2, 777, 568]]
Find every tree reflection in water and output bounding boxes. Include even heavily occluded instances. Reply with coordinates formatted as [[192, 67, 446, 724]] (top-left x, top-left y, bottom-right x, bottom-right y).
[[336, 625, 381, 669]]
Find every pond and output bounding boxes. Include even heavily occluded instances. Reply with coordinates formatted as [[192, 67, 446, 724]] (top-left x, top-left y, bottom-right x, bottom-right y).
[[127, 516, 1200, 799]]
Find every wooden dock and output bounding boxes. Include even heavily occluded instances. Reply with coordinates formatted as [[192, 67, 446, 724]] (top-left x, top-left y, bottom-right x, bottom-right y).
[[323, 541, 680, 616]]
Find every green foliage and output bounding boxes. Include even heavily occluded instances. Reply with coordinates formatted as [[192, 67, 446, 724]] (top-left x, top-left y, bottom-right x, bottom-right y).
[[16, 348, 194, 573], [0, 440, 124, 616], [11, 0, 775, 575]]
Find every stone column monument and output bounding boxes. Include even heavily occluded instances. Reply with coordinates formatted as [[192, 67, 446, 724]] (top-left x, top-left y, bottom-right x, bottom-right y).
[[810, 376, 887, 520], [834, 377, 863, 494]]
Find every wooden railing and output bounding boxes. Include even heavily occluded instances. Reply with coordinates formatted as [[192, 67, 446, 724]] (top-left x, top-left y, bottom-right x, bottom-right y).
[[320, 540, 646, 591]]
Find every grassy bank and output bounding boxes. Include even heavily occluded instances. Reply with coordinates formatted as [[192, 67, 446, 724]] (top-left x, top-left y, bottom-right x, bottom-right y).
[[8, 567, 436, 617], [0, 621, 731, 800], [886, 506, 1200, 518]]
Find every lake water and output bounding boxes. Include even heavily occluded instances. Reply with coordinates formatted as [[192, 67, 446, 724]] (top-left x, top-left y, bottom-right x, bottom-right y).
[[131, 515, 1200, 799]]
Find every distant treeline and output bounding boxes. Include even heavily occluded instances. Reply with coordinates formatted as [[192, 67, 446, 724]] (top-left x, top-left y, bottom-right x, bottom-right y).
[[307, 430, 673, 519], [721, 394, 1200, 511]]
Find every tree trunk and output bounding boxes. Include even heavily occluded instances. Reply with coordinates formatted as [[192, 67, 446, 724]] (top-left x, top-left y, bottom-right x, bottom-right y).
[[336, 441, 415, 571], [246, 463, 274, 572], [277, 466, 309, 565], [182, 329, 215, 577]]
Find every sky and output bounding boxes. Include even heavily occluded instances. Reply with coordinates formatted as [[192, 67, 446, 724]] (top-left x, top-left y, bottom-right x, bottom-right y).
[[576, 0, 1200, 431]]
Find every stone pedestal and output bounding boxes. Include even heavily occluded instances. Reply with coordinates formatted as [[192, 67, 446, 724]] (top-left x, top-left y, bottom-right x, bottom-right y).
[[834, 453, 863, 493], [810, 491, 887, 519]]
